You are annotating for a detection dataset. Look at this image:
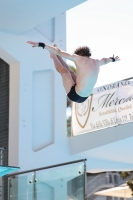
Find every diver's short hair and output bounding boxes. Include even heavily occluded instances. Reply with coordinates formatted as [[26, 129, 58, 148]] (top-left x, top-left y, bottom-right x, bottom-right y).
[[74, 46, 91, 57]]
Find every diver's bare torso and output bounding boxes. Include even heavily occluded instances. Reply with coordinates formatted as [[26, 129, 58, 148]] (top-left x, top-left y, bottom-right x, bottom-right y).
[[74, 57, 100, 97]]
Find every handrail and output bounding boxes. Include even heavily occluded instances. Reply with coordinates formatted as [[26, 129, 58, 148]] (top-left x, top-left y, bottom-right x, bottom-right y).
[[7, 159, 87, 177]]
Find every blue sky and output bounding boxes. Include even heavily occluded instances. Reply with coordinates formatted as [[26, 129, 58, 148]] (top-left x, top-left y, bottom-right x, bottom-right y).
[[66, 0, 133, 87]]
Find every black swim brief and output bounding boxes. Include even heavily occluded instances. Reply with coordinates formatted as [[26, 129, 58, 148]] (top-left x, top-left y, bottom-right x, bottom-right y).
[[67, 84, 88, 103]]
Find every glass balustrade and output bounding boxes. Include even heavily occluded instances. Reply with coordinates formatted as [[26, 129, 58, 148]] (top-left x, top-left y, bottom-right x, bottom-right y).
[[8, 160, 86, 200]]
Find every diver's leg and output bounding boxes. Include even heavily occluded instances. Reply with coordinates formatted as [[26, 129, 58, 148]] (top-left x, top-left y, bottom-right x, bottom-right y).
[[53, 44, 77, 82], [56, 55, 77, 83], [51, 53, 75, 94]]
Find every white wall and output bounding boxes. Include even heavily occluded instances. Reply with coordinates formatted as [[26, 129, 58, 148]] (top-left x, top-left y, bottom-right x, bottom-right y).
[[0, 0, 87, 34], [0, 13, 69, 170]]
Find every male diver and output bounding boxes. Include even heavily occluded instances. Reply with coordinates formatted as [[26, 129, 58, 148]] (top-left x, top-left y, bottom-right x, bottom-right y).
[[27, 41, 120, 103]]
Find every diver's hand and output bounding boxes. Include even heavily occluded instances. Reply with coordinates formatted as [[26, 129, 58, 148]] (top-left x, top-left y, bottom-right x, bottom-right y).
[[27, 41, 38, 48]]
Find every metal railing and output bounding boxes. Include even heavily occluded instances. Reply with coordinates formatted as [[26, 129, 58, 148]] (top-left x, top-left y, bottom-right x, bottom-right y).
[[7, 159, 86, 177]]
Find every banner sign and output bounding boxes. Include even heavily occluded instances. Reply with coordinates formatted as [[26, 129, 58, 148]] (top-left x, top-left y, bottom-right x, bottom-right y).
[[72, 79, 133, 136]]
